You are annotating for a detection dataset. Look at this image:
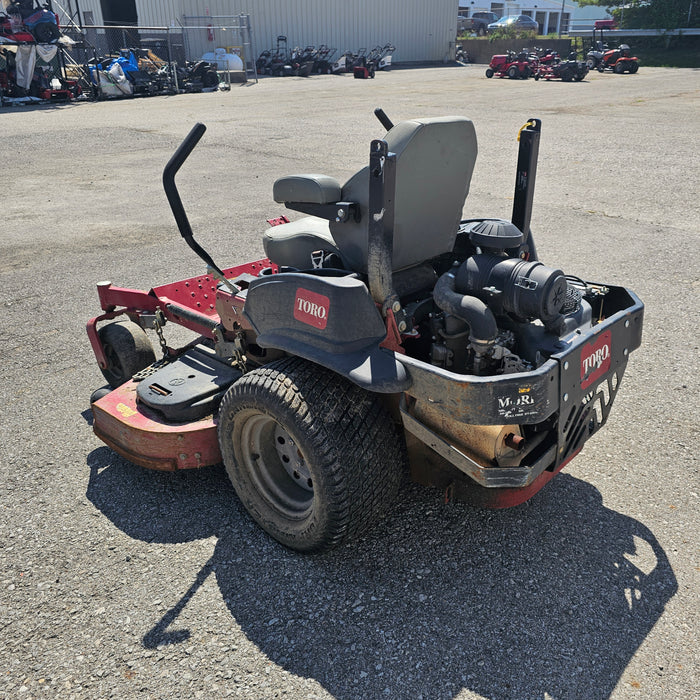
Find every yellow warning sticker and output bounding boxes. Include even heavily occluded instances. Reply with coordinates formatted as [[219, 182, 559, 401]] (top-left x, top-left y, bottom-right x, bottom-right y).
[[116, 402, 137, 418]]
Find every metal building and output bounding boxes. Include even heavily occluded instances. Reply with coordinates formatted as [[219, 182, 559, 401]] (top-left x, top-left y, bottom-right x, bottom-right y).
[[60, 0, 459, 64]]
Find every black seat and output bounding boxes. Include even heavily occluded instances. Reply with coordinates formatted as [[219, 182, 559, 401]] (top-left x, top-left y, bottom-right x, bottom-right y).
[[263, 117, 478, 273]]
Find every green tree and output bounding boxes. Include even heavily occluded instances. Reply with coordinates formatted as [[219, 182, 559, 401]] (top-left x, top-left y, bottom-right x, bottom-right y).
[[577, 0, 698, 29]]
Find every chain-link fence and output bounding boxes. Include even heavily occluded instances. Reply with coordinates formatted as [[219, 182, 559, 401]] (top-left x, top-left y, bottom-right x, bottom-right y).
[[54, 9, 256, 84]]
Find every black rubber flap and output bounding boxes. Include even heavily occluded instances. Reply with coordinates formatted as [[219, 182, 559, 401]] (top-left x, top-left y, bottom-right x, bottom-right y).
[[136, 346, 241, 422]]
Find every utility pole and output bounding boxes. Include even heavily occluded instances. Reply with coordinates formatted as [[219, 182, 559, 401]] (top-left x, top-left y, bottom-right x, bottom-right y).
[[559, 0, 566, 37]]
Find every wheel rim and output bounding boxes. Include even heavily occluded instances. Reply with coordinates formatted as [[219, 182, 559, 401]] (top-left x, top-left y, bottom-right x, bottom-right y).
[[238, 411, 314, 517]]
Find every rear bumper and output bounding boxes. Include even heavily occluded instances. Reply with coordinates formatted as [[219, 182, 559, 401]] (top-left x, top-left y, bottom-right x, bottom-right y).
[[400, 285, 643, 491]]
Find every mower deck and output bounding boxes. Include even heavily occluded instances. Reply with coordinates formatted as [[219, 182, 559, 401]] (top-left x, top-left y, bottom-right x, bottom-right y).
[[92, 380, 221, 471]]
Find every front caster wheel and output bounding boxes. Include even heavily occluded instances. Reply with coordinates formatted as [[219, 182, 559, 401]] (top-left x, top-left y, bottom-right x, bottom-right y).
[[97, 320, 156, 388], [218, 357, 406, 552]]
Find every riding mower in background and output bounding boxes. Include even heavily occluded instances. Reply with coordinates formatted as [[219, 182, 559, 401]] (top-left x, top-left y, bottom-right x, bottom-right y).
[[586, 36, 608, 70], [87, 111, 644, 552], [485, 50, 536, 79], [534, 50, 589, 82], [597, 44, 639, 73]]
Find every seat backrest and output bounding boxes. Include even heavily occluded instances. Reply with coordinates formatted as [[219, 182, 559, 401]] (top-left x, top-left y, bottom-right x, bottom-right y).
[[329, 117, 477, 273]]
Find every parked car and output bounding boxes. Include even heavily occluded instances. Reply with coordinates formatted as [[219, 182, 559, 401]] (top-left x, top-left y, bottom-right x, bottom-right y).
[[487, 15, 540, 34], [462, 11, 499, 36]]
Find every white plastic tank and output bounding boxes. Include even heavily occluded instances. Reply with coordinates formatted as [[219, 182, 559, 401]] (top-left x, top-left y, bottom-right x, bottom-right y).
[[202, 48, 244, 71]]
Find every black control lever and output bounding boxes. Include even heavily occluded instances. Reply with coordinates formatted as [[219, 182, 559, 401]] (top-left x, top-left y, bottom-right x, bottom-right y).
[[374, 108, 394, 131], [163, 123, 234, 291]]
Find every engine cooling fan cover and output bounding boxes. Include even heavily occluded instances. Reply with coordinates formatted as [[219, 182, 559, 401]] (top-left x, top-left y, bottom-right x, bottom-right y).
[[466, 219, 525, 249]]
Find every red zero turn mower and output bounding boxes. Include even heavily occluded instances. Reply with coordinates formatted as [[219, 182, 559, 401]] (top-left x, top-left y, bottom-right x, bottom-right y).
[[87, 112, 644, 552]]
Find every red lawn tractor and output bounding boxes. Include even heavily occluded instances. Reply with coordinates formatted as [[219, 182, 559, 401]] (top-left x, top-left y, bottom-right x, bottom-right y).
[[597, 44, 639, 73], [485, 50, 537, 79]]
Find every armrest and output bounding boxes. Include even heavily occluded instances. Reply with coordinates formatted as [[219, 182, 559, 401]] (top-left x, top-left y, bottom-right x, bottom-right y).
[[273, 174, 342, 204]]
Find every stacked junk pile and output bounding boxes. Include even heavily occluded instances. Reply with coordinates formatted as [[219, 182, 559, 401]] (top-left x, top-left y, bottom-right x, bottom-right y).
[[86, 49, 221, 99], [255, 36, 395, 79], [1, 0, 229, 106], [0, 0, 81, 102]]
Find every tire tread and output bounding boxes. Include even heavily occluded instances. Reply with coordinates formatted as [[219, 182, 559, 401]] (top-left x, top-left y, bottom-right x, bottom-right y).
[[218, 357, 405, 551]]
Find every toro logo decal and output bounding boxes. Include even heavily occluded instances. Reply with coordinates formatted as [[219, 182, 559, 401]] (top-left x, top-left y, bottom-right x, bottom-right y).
[[294, 288, 330, 330], [580, 330, 611, 390]]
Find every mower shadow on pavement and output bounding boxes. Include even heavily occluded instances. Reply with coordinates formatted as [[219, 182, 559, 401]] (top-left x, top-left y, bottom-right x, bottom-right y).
[[86, 449, 677, 699]]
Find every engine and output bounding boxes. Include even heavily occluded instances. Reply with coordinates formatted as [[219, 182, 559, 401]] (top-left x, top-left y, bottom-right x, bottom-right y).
[[420, 219, 595, 376]]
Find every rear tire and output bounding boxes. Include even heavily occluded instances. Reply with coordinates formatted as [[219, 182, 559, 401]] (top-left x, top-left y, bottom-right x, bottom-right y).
[[218, 357, 405, 552], [508, 66, 519, 79], [97, 321, 156, 388], [614, 62, 625, 74], [628, 61, 639, 73]]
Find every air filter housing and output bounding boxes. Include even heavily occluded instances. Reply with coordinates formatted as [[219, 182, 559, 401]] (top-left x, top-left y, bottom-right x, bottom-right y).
[[465, 219, 525, 250]]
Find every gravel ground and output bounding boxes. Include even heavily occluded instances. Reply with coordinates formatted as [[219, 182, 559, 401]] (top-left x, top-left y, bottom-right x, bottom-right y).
[[1, 65, 698, 700]]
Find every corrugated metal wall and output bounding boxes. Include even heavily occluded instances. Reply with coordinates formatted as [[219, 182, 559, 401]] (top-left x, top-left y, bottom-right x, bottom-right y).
[[65, 0, 458, 63]]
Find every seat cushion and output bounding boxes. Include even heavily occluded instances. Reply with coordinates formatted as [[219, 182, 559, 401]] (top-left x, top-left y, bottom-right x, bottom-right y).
[[263, 217, 343, 269]]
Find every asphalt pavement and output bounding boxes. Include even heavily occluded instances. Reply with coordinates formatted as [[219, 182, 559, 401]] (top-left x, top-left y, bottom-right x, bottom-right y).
[[1, 65, 698, 699]]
